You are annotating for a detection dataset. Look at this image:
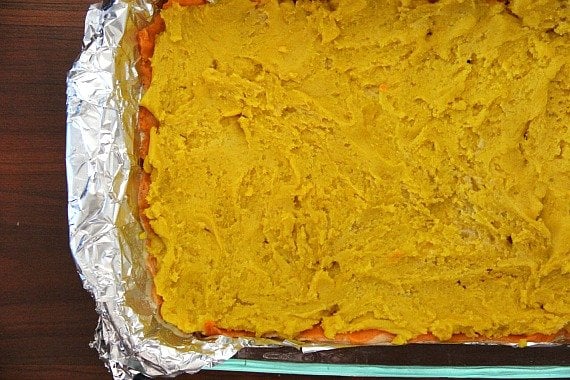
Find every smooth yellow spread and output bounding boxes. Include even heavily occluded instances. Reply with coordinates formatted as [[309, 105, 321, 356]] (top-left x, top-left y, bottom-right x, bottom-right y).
[[141, 0, 570, 343]]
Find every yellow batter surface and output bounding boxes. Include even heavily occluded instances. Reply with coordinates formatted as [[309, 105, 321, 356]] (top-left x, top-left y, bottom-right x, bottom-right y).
[[141, 0, 570, 343]]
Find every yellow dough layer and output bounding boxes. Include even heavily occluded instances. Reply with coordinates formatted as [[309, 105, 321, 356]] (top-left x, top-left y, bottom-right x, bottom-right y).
[[141, 0, 570, 343]]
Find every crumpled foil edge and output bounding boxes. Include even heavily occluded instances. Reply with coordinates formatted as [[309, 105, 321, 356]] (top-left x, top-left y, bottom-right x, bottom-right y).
[[65, 1, 258, 378]]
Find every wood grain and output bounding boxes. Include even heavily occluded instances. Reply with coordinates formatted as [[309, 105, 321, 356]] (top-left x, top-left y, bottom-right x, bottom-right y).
[[0, 1, 568, 379], [0, 2, 109, 377]]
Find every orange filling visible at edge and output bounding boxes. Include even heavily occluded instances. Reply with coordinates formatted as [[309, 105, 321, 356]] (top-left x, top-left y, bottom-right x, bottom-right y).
[[136, 0, 566, 346]]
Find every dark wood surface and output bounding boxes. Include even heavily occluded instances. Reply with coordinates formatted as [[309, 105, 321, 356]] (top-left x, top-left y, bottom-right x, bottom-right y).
[[0, 2, 112, 378], [1, 1, 569, 379]]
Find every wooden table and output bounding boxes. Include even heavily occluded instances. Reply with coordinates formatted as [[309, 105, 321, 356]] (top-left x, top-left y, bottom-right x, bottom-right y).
[[1, 1, 568, 379]]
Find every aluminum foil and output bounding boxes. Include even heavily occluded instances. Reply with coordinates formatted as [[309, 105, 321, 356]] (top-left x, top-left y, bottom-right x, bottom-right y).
[[66, 1, 568, 378], [66, 1, 344, 378], [66, 1, 263, 378]]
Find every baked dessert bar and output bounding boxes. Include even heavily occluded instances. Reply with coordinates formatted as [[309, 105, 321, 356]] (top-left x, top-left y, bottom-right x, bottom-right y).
[[138, 0, 570, 344]]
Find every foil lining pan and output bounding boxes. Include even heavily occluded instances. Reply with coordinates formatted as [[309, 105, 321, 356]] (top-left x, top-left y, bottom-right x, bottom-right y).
[[66, 1, 336, 378], [65, 1, 567, 379]]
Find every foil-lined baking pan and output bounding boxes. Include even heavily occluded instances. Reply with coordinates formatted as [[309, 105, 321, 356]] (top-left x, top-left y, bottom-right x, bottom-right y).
[[66, 1, 337, 378], [65, 1, 569, 379]]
